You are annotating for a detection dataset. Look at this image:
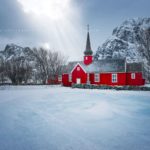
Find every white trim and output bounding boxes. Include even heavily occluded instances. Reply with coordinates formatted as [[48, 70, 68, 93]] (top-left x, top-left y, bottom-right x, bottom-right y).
[[69, 74, 72, 82], [94, 73, 100, 82], [131, 73, 135, 79], [87, 73, 90, 84], [112, 74, 117, 83], [87, 73, 90, 81], [70, 63, 87, 73]]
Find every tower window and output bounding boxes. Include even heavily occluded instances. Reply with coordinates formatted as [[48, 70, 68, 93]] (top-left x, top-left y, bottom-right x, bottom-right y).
[[112, 74, 117, 83], [77, 67, 80, 71], [131, 73, 135, 79]]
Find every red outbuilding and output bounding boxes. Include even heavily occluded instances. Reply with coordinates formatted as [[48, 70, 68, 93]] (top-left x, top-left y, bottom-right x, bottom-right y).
[[62, 27, 145, 87]]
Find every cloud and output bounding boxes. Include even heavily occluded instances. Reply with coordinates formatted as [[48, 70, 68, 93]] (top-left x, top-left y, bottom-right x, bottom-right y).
[[0, 0, 37, 49], [0, 0, 85, 61], [1, 0, 150, 60]]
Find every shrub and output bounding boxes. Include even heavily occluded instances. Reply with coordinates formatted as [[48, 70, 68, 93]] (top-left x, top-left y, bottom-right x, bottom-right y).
[[72, 84, 150, 91]]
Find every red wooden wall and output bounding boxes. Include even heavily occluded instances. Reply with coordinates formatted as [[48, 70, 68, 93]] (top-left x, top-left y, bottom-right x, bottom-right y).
[[126, 72, 145, 86], [84, 56, 93, 65], [62, 74, 72, 87], [90, 73, 127, 86], [72, 64, 87, 84], [62, 66, 145, 86]]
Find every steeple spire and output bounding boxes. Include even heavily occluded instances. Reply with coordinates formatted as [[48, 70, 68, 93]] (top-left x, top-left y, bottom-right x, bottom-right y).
[[84, 24, 93, 55]]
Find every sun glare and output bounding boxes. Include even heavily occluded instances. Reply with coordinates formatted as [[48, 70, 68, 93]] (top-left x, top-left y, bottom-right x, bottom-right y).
[[17, 0, 83, 61], [17, 0, 71, 20]]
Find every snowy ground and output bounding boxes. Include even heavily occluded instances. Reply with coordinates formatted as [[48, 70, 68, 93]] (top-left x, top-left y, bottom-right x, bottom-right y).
[[0, 86, 150, 150]]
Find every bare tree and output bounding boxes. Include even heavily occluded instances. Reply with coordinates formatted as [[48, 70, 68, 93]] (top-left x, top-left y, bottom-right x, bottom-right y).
[[48, 51, 67, 82], [32, 48, 67, 84], [5, 58, 32, 85], [32, 48, 49, 84], [5, 59, 18, 84], [23, 62, 32, 84]]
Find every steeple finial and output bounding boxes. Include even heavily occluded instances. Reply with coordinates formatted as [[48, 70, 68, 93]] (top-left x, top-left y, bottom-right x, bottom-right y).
[[84, 24, 93, 56]]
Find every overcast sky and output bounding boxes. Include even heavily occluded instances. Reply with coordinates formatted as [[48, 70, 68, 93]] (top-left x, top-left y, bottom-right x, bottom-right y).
[[0, 0, 150, 60]]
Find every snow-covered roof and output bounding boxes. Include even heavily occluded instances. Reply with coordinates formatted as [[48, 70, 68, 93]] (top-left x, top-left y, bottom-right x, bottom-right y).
[[63, 61, 83, 74], [64, 59, 126, 73], [86, 59, 126, 73], [64, 59, 144, 74], [126, 63, 143, 72]]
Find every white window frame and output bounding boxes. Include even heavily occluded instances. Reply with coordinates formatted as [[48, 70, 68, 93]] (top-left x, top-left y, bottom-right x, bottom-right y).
[[94, 73, 100, 82], [112, 74, 117, 83], [77, 67, 80, 71], [131, 73, 135, 79], [58, 75, 62, 82], [69, 74, 72, 82]]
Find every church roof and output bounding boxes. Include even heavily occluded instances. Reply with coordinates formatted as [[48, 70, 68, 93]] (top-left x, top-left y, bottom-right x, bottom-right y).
[[64, 59, 126, 73], [63, 61, 82, 74], [63, 59, 143, 74], [85, 59, 126, 73], [126, 62, 143, 72]]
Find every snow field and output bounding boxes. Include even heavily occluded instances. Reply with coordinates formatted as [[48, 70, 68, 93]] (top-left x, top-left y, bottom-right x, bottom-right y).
[[0, 86, 150, 150]]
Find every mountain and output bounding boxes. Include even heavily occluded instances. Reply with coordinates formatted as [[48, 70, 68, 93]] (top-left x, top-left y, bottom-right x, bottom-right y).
[[94, 18, 150, 81], [0, 44, 36, 83], [95, 18, 150, 62], [0, 44, 35, 62]]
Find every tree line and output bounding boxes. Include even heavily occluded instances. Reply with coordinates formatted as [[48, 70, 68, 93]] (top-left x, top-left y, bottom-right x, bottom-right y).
[[0, 47, 67, 85]]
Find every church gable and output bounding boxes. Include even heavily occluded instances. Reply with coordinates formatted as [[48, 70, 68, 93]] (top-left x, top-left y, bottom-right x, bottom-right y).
[[71, 63, 86, 74]]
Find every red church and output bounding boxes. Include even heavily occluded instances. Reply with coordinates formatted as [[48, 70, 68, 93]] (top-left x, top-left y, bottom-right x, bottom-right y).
[[62, 28, 145, 87]]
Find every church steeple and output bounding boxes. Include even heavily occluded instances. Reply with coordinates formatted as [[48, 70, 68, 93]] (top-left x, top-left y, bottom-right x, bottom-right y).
[[84, 25, 93, 65], [84, 25, 93, 55]]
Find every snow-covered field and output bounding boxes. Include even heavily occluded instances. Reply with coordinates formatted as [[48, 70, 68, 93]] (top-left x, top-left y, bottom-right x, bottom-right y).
[[0, 86, 150, 150]]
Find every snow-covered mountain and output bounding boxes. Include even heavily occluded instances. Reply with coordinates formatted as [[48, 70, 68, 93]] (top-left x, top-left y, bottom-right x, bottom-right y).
[[0, 44, 35, 62], [94, 18, 150, 63]]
